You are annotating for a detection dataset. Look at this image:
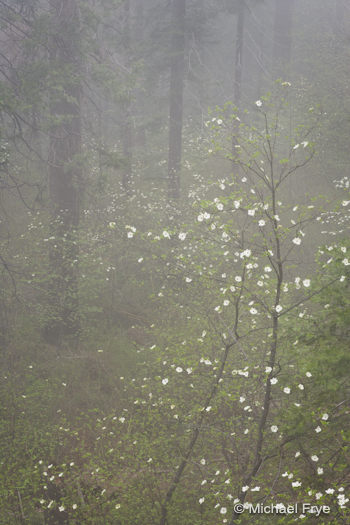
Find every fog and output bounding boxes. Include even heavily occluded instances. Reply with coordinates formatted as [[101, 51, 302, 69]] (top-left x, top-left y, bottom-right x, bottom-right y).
[[0, 1, 349, 524]]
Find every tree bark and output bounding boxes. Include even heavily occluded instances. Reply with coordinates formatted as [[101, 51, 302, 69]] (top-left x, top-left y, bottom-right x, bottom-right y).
[[231, 0, 246, 166], [251, 2, 267, 102], [168, 0, 186, 200], [134, 0, 146, 149], [121, 0, 133, 193], [47, 0, 82, 347], [233, 0, 245, 111]]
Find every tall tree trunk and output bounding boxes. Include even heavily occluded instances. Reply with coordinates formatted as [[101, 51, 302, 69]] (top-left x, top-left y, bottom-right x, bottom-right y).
[[121, 0, 133, 193], [135, 0, 146, 149], [168, 0, 186, 200], [231, 0, 246, 166], [251, 2, 267, 102], [273, 0, 295, 77], [233, 0, 245, 111], [47, 0, 82, 347]]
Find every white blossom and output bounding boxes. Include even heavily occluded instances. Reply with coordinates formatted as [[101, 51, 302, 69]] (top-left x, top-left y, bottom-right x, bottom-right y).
[[240, 249, 251, 258], [275, 305, 283, 313]]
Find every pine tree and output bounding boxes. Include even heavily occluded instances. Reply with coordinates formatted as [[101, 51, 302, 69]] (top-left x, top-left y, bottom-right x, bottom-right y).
[[46, 0, 82, 346]]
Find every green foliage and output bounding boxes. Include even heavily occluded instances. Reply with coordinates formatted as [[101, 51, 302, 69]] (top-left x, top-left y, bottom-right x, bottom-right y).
[[0, 1, 349, 523], [1, 94, 349, 523]]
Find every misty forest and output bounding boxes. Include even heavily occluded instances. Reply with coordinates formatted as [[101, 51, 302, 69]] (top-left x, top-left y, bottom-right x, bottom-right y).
[[0, 0, 350, 524]]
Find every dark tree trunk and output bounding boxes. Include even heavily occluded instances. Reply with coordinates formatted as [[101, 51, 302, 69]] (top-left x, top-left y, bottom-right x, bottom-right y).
[[135, 0, 146, 149], [273, 0, 295, 77], [121, 0, 133, 193], [168, 0, 186, 200], [47, 0, 82, 347]]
